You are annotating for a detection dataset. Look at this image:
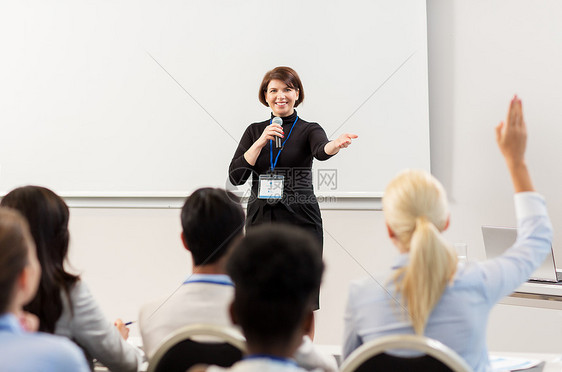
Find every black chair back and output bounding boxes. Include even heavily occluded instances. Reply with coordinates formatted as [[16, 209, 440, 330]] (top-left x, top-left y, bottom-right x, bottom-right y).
[[354, 352, 454, 372], [147, 324, 247, 372], [339, 335, 473, 372], [153, 339, 243, 372]]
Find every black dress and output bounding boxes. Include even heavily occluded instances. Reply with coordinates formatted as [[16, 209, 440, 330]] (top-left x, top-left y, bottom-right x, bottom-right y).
[[229, 111, 333, 309]]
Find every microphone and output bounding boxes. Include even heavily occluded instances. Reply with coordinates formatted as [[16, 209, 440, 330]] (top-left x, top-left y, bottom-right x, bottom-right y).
[[272, 116, 283, 148]]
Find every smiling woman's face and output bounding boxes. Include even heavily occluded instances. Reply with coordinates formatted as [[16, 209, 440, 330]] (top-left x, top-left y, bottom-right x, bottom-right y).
[[265, 79, 299, 118]]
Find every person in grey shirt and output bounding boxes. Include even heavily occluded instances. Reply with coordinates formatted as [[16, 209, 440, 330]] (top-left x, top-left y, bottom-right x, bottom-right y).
[[1, 186, 142, 372]]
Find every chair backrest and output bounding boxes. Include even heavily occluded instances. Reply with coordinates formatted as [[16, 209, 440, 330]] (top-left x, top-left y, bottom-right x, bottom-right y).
[[339, 334, 473, 372], [147, 324, 247, 372]]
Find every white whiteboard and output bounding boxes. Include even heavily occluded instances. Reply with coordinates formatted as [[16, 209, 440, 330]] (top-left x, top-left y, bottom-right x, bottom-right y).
[[0, 0, 429, 197]]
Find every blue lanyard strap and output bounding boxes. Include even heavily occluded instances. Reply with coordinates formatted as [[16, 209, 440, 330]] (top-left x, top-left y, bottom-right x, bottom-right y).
[[269, 116, 298, 172]]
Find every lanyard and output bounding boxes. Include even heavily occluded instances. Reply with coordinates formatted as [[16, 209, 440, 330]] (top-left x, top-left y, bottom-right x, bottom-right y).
[[269, 116, 298, 172]]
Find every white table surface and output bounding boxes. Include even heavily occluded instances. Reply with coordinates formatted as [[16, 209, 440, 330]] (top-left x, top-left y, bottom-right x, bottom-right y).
[[491, 351, 562, 372]]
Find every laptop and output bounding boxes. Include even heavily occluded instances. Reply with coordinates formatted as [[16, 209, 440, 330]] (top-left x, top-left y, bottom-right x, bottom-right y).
[[482, 225, 562, 283]]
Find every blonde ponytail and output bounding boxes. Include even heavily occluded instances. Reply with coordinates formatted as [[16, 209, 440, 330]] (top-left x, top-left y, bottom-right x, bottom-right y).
[[383, 170, 456, 335]]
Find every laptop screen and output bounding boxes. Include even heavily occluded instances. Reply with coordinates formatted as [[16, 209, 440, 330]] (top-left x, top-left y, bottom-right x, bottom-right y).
[[481, 225, 558, 282]]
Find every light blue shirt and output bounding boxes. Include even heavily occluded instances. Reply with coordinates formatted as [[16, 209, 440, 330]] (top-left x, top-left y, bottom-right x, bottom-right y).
[[343, 192, 552, 372], [207, 356, 309, 372], [0, 313, 89, 372], [183, 273, 234, 286]]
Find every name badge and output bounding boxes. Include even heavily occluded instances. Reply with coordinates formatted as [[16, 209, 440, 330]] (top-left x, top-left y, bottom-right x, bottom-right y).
[[258, 174, 284, 199]]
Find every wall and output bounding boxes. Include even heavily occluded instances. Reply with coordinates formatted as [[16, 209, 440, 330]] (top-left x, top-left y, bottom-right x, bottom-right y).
[[66, 205, 392, 344], [0, 0, 430, 197], [65, 0, 562, 353], [427, 0, 562, 352]]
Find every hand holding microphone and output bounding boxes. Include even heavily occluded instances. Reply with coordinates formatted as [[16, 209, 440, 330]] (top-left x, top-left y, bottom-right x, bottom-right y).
[[272, 116, 283, 148], [255, 117, 284, 150]]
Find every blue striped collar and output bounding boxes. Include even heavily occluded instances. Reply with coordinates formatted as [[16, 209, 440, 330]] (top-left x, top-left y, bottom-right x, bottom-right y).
[[244, 354, 298, 367], [182, 274, 233, 286]]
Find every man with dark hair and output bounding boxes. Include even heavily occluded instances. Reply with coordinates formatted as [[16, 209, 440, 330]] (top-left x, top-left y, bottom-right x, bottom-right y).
[[140, 190, 337, 371], [139, 188, 245, 358], [203, 224, 326, 372]]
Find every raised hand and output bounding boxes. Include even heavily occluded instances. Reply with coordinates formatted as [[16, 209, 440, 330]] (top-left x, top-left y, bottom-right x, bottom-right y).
[[496, 96, 534, 193], [496, 95, 527, 167]]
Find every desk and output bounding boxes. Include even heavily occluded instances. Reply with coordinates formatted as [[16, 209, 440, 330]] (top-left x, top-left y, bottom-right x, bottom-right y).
[[491, 352, 562, 372], [501, 282, 562, 310], [316, 345, 562, 371]]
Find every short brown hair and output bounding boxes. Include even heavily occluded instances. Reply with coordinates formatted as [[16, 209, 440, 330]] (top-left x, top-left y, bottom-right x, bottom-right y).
[[0, 207, 34, 313], [259, 66, 304, 107]]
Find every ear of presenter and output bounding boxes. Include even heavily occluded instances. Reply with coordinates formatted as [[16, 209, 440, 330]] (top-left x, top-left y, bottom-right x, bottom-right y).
[[228, 66, 357, 310]]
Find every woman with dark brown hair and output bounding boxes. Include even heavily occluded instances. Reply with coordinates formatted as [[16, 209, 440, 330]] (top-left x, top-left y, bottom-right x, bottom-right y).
[[229, 67, 356, 308], [1, 186, 142, 372]]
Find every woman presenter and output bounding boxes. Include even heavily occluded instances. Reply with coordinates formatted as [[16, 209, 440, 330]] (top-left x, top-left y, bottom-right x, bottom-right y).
[[229, 66, 357, 306]]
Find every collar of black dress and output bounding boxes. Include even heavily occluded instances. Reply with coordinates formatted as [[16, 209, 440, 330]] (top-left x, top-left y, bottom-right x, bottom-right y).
[[270, 110, 298, 126]]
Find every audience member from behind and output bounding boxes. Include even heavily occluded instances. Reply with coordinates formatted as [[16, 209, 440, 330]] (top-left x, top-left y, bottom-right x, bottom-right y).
[[195, 224, 325, 372], [0, 186, 142, 372], [139, 189, 337, 372], [0, 207, 89, 371], [139, 187, 245, 358], [342, 96, 552, 372]]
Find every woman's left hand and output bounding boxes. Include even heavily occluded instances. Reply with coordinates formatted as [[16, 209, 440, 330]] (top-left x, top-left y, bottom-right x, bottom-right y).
[[325, 133, 358, 155], [334, 133, 358, 149]]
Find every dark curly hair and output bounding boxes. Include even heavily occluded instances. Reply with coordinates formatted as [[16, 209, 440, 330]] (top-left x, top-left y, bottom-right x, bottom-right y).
[[227, 224, 323, 346]]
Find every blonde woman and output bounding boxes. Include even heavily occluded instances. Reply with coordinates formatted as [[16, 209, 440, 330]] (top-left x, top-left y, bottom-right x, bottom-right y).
[[342, 97, 552, 372]]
